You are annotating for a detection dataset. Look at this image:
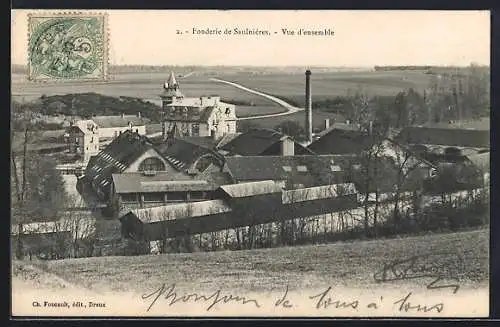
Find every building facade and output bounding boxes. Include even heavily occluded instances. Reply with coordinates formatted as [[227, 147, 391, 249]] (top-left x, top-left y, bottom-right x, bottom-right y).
[[110, 172, 218, 216], [66, 120, 100, 162], [66, 114, 147, 163], [160, 72, 237, 140]]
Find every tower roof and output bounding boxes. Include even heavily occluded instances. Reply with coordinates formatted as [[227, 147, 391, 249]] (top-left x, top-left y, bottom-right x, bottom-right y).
[[161, 71, 183, 99], [167, 71, 178, 88]]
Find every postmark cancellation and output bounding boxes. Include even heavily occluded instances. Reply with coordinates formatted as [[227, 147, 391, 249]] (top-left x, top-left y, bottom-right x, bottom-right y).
[[27, 12, 108, 82]]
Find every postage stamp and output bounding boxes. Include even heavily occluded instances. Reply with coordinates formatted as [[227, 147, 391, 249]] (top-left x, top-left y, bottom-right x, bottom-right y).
[[27, 13, 108, 82]]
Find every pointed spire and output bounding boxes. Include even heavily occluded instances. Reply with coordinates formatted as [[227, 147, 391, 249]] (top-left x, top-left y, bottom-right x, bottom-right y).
[[167, 71, 178, 88]]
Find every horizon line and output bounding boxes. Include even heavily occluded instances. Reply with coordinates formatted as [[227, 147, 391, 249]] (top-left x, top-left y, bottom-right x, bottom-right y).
[[11, 63, 490, 68]]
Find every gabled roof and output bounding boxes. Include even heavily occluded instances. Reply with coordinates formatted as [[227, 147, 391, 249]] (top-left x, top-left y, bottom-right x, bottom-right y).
[[220, 129, 314, 156], [167, 71, 178, 87], [112, 173, 218, 194], [315, 123, 361, 138], [219, 180, 284, 198], [223, 155, 355, 187], [308, 128, 381, 155], [194, 164, 234, 185], [179, 136, 219, 150], [163, 106, 216, 122], [282, 183, 357, 204], [122, 199, 232, 223], [155, 138, 224, 171], [466, 151, 490, 171], [91, 115, 147, 129], [395, 126, 490, 148], [85, 130, 155, 197]]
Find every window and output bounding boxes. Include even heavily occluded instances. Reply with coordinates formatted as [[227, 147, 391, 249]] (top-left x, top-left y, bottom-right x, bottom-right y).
[[190, 191, 205, 200], [121, 194, 137, 202], [330, 165, 341, 172], [192, 123, 200, 136], [138, 157, 166, 171], [167, 192, 185, 201], [297, 165, 308, 172], [143, 192, 165, 202]]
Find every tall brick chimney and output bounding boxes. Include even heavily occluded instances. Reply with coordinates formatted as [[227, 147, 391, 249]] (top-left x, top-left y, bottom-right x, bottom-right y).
[[305, 70, 313, 144]]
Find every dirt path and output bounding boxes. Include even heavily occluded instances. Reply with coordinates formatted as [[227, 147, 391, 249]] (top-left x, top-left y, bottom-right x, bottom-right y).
[[209, 78, 304, 120]]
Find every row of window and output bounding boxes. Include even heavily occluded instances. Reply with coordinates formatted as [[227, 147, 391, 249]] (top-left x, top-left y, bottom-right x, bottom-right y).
[[121, 191, 208, 203]]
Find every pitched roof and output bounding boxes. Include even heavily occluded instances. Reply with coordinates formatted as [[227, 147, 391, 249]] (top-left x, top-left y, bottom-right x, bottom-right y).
[[215, 133, 242, 149], [308, 128, 381, 155], [163, 106, 216, 122], [219, 181, 284, 198], [167, 71, 178, 87], [91, 115, 147, 129], [395, 126, 490, 148], [112, 173, 218, 193], [194, 165, 234, 185], [85, 130, 155, 197], [282, 183, 357, 204], [223, 155, 356, 187], [179, 136, 218, 150], [123, 199, 232, 223], [466, 151, 490, 171], [155, 138, 225, 171], [220, 129, 314, 156], [315, 123, 361, 138]]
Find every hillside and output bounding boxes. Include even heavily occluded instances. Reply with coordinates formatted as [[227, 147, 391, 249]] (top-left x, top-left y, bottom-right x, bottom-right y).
[[36, 93, 162, 120], [17, 228, 488, 294]]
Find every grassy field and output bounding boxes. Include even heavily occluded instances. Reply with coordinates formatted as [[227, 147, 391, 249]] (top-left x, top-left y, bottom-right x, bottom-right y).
[[12, 73, 283, 119], [243, 111, 346, 131], [226, 71, 433, 107], [15, 228, 488, 295], [12, 70, 432, 121]]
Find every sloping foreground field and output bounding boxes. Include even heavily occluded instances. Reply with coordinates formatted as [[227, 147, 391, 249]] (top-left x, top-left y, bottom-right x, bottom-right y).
[[12, 229, 489, 317]]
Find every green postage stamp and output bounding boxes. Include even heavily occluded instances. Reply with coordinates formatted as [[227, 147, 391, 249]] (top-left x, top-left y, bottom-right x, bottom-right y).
[[28, 13, 108, 82]]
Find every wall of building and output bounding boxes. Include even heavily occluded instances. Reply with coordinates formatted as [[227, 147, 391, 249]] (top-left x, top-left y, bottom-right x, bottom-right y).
[[68, 129, 84, 154], [82, 133, 100, 162], [118, 191, 213, 209], [99, 125, 146, 139]]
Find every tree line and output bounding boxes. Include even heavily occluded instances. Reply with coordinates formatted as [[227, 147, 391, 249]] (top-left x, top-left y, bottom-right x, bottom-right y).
[[11, 93, 163, 132]]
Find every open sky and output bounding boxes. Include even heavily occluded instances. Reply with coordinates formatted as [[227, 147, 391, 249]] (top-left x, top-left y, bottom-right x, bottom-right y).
[[11, 10, 490, 67]]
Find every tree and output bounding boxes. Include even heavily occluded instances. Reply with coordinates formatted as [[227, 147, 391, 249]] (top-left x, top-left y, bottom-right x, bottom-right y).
[[11, 106, 69, 259], [274, 120, 305, 141], [237, 120, 259, 133], [389, 143, 428, 224]]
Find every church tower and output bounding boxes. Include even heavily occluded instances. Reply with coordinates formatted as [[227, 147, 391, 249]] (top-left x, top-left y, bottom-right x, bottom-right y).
[[160, 71, 184, 107]]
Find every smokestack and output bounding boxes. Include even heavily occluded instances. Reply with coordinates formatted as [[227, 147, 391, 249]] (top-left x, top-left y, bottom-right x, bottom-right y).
[[305, 70, 313, 144]]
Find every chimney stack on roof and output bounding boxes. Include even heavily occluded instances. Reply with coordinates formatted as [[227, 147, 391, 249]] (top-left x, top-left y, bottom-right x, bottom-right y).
[[324, 118, 330, 130], [137, 112, 141, 118], [280, 137, 295, 156], [305, 70, 313, 144]]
